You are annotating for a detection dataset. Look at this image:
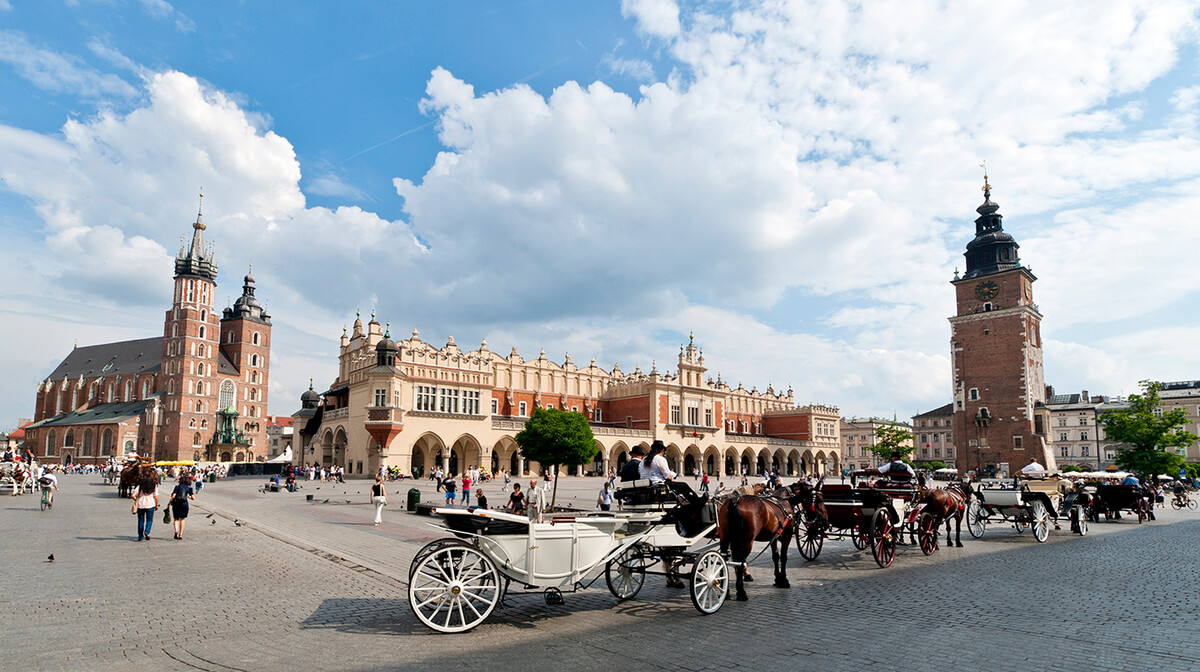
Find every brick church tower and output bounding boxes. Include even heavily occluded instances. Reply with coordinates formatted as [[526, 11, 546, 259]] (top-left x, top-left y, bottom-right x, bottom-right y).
[[949, 174, 1054, 476], [159, 195, 221, 460], [218, 266, 272, 454]]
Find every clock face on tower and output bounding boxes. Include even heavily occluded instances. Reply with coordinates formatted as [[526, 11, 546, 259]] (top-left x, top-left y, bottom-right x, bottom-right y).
[[974, 279, 999, 301]]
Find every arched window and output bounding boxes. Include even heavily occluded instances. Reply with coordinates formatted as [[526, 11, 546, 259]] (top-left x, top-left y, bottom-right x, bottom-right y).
[[197, 344, 205, 358], [195, 401, 203, 412], [64, 429, 75, 447], [47, 430, 57, 456], [252, 332, 260, 345], [201, 419, 208, 429], [251, 354, 259, 367], [251, 371, 258, 383], [250, 388, 257, 401], [89, 382, 98, 399], [101, 428, 113, 456], [82, 429, 93, 456], [196, 363, 204, 376], [219, 380, 235, 410], [193, 432, 202, 446], [124, 440, 133, 455], [200, 309, 207, 322], [189, 418, 196, 428], [195, 380, 204, 395], [199, 325, 206, 340], [56, 388, 63, 414], [172, 324, 178, 337], [168, 379, 176, 395], [107, 383, 114, 400], [142, 380, 151, 398], [125, 380, 133, 401], [228, 332, 235, 344]]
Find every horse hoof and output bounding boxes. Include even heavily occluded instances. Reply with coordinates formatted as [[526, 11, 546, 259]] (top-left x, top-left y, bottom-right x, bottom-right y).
[[743, 574, 754, 582], [774, 580, 791, 589], [736, 592, 749, 602], [955, 542, 963, 548]]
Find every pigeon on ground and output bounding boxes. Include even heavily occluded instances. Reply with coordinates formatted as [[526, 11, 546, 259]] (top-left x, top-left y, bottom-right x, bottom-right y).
[[211, 520, 216, 525], [323, 499, 329, 503], [234, 520, 242, 527], [47, 554, 54, 562], [206, 513, 214, 518]]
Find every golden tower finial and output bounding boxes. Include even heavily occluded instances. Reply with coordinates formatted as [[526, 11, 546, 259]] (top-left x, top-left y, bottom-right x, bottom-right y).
[[979, 161, 991, 195]]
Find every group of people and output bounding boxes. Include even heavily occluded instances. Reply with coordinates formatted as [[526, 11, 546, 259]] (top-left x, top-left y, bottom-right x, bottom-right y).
[[128, 471, 195, 541], [300, 462, 344, 483]]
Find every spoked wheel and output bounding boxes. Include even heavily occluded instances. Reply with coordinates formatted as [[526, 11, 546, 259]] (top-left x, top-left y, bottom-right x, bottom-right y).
[[605, 542, 651, 600], [798, 521, 824, 561], [409, 539, 472, 580], [1030, 500, 1050, 542], [917, 512, 939, 556], [408, 544, 502, 633], [850, 524, 869, 550], [870, 509, 897, 569], [966, 500, 986, 538], [1073, 506, 1088, 536], [1013, 517, 1027, 533], [1171, 498, 1184, 510], [41, 494, 49, 511], [689, 550, 729, 615], [1189, 499, 1198, 511]]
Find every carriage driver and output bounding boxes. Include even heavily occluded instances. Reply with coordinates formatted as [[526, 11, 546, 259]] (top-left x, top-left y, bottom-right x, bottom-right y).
[[1018, 458, 1045, 476], [876, 452, 916, 481]]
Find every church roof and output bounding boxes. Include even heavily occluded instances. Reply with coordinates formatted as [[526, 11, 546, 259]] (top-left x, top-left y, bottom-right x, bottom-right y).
[[46, 336, 238, 382], [36, 400, 151, 427], [46, 337, 163, 381]]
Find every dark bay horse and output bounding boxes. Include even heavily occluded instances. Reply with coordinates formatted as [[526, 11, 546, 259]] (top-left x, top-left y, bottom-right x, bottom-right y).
[[920, 481, 973, 547], [717, 482, 813, 601]]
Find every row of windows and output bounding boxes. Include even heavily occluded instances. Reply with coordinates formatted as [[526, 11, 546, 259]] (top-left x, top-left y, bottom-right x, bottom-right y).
[[414, 386, 482, 415], [52, 379, 153, 414], [919, 433, 948, 444], [814, 421, 836, 437], [1058, 431, 1091, 442], [669, 403, 714, 427], [1060, 446, 1092, 457], [916, 418, 950, 428]]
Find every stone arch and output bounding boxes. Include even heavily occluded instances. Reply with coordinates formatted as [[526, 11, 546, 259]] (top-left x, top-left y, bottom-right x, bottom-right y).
[[449, 433, 483, 476], [683, 444, 702, 477], [664, 443, 683, 474], [826, 451, 841, 475], [492, 436, 520, 476], [608, 441, 631, 473], [412, 432, 447, 477], [800, 449, 815, 475], [332, 426, 348, 469], [702, 444, 721, 476], [724, 446, 739, 476]]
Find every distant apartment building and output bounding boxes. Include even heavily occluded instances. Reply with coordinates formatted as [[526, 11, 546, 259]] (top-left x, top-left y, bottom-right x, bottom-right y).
[[840, 417, 914, 473], [911, 403, 956, 468], [265, 416, 294, 461], [1158, 380, 1200, 462]]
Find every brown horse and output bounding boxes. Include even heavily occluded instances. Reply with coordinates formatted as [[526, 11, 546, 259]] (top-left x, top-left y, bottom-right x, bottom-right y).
[[118, 461, 156, 498], [717, 482, 810, 601], [920, 481, 973, 547]]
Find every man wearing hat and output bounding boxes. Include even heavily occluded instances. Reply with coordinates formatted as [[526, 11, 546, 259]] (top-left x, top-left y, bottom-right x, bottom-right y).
[[620, 444, 647, 482]]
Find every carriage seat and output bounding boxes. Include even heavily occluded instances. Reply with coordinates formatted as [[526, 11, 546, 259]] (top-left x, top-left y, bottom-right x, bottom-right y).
[[616, 479, 678, 509]]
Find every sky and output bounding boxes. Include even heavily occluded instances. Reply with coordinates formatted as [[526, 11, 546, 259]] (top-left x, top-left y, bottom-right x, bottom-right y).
[[2, 0, 1200, 431]]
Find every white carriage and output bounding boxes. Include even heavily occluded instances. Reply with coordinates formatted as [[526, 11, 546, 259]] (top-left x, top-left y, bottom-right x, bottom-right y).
[[967, 476, 1087, 541], [407, 480, 729, 633]]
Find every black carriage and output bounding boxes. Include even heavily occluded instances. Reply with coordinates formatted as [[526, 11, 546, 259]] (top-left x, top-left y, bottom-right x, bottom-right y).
[[797, 474, 936, 568], [1090, 484, 1152, 523]]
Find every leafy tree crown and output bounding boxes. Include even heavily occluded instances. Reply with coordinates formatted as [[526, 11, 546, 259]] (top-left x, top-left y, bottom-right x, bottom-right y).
[[515, 407, 597, 469]]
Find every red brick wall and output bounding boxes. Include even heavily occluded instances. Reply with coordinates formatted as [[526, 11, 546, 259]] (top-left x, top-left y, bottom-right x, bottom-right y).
[[605, 395, 651, 429], [763, 413, 811, 440]]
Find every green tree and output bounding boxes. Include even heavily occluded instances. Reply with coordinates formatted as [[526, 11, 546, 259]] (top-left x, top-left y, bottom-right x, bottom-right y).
[[865, 423, 916, 463], [1061, 464, 1083, 473], [920, 460, 947, 471], [516, 407, 597, 510], [1099, 381, 1198, 480]]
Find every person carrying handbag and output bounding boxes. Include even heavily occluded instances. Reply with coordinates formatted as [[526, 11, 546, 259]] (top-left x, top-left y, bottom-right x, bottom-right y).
[[131, 475, 159, 541], [370, 476, 387, 525]]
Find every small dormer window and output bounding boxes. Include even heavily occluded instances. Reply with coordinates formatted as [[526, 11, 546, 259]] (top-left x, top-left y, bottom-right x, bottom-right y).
[[983, 302, 992, 312]]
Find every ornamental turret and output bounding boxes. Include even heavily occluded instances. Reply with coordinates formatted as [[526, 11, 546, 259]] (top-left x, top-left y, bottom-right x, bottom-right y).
[[962, 170, 1021, 280]]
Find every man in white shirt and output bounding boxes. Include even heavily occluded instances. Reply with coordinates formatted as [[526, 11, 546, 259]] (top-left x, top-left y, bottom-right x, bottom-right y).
[[877, 453, 916, 481], [1018, 458, 1045, 476]]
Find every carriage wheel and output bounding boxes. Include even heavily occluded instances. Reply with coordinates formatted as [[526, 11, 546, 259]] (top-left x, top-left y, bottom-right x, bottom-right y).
[[850, 524, 869, 550], [1030, 500, 1050, 542], [605, 543, 650, 601], [1013, 517, 1027, 533], [689, 551, 729, 615], [798, 522, 824, 561], [1075, 507, 1088, 536], [409, 539, 473, 580], [870, 509, 896, 569], [408, 544, 501, 633], [966, 500, 986, 539], [917, 512, 938, 556]]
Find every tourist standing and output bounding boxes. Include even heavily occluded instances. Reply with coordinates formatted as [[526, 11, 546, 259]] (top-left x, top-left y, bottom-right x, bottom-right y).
[[131, 474, 160, 541], [442, 473, 457, 507], [370, 476, 387, 525], [461, 473, 472, 507]]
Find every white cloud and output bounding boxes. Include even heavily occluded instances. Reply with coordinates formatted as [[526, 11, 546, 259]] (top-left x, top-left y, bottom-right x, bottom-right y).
[[621, 0, 681, 39], [0, 30, 137, 99], [0, 1, 12, 11], [307, 173, 369, 201]]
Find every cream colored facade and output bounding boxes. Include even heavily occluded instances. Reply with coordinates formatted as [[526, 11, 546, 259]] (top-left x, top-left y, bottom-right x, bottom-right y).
[[293, 316, 842, 479], [839, 417, 915, 473]]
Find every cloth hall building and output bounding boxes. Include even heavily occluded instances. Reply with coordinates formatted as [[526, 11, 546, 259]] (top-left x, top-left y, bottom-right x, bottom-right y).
[[22, 202, 273, 465], [292, 322, 842, 480]]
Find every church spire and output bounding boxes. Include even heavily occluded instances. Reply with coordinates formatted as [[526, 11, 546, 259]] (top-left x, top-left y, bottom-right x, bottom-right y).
[[962, 166, 1019, 280], [174, 189, 219, 281]]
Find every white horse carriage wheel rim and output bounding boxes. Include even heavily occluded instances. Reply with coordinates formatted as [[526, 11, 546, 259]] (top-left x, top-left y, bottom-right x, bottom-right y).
[[689, 550, 728, 614], [409, 545, 501, 633]]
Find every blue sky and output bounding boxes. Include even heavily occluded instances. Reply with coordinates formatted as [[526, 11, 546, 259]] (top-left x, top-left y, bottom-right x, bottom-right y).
[[2, 0, 1200, 430]]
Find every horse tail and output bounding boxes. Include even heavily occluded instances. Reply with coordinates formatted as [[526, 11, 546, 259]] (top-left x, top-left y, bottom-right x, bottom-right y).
[[726, 493, 746, 562]]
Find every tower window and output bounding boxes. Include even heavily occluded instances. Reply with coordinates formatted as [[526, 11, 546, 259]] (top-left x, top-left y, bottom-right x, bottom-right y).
[[968, 388, 979, 401], [983, 303, 992, 312], [252, 332, 260, 345], [199, 326, 206, 340]]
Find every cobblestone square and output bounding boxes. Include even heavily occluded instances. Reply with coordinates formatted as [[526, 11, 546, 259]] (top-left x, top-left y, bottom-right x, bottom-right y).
[[3, 474, 1197, 672]]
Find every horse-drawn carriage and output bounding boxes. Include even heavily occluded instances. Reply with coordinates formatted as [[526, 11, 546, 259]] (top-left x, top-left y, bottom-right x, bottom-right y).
[[117, 460, 157, 498], [966, 476, 1088, 541], [796, 472, 936, 568], [407, 479, 728, 633], [1089, 484, 1153, 523]]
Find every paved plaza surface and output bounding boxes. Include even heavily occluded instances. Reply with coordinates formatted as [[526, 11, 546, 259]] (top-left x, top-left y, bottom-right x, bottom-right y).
[[3, 473, 1198, 672]]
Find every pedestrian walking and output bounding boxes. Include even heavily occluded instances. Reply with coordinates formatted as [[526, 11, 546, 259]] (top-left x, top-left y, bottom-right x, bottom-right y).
[[170, 476, 194, 540], [597, 482, 613, 511], [442, 473, 457, 507], [700, 471, 710, 494], [461, 473, 472, 507], [131, 474, 160, 541], [370, 476, 387, 525]]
